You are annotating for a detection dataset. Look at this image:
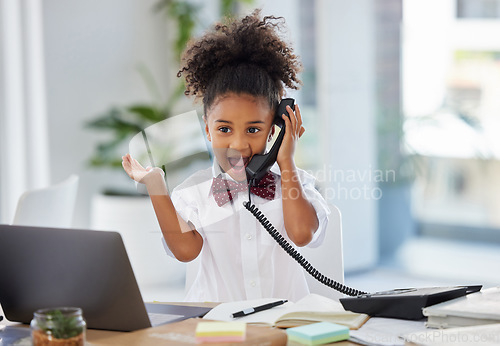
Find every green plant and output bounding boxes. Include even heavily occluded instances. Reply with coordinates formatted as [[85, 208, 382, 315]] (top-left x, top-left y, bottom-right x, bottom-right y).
[[86, 0, 254, 170], [38, 309, 84, 339]]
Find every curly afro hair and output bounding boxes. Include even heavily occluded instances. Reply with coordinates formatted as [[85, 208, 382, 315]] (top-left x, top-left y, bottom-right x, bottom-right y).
[[177, 9, 302, 116]]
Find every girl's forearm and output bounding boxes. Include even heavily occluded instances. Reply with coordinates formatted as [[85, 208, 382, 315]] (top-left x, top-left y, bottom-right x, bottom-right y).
[[145, 173, 203, 262], [280, 162, 319, 247]]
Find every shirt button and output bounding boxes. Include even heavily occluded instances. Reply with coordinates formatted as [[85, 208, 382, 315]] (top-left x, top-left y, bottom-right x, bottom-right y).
[[246, 233, 252, 240], [250, 280, 256, 287]]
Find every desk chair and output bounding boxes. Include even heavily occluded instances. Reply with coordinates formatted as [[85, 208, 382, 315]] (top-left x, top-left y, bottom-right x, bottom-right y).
[[12, 174, 79, 228], [184, 204, 345, 301], [301, 204, 345, 301]]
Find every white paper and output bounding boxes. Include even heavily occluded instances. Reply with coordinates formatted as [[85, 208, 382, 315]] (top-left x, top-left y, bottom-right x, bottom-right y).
[[349, 317, 427, 346]]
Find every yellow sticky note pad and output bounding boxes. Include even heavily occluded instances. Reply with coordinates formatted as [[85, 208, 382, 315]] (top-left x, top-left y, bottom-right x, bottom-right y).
[[196, 321, 246, 343]]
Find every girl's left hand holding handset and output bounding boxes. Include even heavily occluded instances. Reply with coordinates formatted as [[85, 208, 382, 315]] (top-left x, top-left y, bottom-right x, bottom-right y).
[[276, 104, 305, 170]]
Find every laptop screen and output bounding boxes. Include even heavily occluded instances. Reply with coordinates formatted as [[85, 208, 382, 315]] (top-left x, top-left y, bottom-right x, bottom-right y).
[[0, 224, 151, 331]]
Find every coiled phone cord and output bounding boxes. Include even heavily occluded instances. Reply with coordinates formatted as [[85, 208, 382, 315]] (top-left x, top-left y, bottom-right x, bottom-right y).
[[243, 199, 367, 297]]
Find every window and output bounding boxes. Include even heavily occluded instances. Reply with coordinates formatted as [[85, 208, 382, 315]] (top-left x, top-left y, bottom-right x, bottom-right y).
[[457, 0, 500, 19], [403, 0, 500, 242]]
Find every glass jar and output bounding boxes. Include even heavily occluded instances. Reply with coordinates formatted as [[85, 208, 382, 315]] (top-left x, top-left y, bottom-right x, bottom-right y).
[[31, 307, 86, 346]]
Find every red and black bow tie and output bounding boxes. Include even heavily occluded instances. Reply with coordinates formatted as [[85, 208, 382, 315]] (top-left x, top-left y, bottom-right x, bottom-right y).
[[211, 172, 278, 207]]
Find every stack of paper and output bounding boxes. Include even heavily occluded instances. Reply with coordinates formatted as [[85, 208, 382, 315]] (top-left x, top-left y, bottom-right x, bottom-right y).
[[423, 287, 500, 329], [349, 317, 428, 346], [286, 322, 349, 345], [403, 323, 500, 345], [195, 321, 246, 343]]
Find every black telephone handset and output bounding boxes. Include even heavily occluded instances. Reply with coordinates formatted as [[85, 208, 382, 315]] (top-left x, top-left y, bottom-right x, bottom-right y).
[[245, 98, 295, 186], [243, 98, 366, 297]]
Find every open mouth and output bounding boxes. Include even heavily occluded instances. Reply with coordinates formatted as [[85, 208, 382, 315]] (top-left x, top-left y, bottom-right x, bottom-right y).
[[227, 156, 249, 173]]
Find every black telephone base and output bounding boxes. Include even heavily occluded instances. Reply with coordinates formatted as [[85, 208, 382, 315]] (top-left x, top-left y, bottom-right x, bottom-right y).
[[339, 285, 482, 320]]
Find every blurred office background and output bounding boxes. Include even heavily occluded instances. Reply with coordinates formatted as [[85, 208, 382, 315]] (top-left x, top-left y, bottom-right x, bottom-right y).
[[1, 0, 499, 299]]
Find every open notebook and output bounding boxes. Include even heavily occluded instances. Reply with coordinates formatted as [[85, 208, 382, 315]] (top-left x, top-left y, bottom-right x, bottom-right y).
[[203, 293, 369, 329]]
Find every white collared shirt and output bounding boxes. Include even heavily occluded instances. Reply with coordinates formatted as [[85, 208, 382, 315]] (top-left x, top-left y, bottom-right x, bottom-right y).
[[163, 164, 330, 302]]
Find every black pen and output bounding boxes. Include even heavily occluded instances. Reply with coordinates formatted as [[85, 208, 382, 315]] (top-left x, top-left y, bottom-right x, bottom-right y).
[[231, 299, 288, 318]]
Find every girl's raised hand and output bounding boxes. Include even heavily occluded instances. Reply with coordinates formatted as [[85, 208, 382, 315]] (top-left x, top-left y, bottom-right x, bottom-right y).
[[121, 154, 164, 184]]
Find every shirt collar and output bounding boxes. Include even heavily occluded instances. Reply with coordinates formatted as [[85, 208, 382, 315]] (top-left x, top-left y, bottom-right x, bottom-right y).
[[211, 162, 235, 181], [210, 161, 281, 180]]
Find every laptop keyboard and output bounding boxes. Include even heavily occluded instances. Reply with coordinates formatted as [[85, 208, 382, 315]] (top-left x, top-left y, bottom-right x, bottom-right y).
[[148, 312, 185, 327]]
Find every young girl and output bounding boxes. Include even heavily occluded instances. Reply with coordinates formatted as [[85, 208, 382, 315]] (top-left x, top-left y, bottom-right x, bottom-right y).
[[122, 10, 329, 302]]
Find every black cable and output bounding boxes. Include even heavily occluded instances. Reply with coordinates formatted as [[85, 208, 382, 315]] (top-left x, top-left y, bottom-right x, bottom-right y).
[[248, 179, 256, 202], [244, 195, 367, 297]]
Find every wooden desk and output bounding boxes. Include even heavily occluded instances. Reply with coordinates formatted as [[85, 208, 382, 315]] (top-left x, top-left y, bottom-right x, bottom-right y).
[[1, 303, 358, 345], [1, 321, 358, 345], [86, 319, 358, 345]]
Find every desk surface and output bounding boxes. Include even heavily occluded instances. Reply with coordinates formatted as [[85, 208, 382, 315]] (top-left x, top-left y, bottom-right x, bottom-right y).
[[1, 302, 358, 345]]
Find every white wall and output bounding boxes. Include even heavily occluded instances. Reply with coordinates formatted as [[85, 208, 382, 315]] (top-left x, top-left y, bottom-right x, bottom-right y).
[[42, 0, 172, 228], [316, 0, 378, 272], [0, 0, 29, 223], [0, 1, 5, 221]]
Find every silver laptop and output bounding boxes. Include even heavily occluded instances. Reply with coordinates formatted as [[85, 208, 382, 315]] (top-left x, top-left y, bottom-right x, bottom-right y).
[[0, 224, 210, 331]]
